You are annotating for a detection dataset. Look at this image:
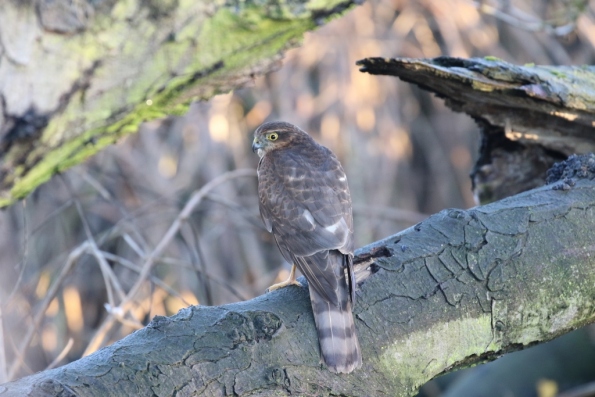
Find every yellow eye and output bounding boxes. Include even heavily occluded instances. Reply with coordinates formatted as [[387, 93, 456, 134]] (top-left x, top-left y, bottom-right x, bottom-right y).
[[267, 132, 279, 141]]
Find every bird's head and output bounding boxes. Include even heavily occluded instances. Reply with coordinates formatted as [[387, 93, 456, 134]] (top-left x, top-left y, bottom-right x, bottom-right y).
[[252, 121, 311, 157]]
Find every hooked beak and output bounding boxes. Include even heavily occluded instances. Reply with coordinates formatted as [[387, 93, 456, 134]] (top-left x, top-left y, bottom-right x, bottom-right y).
[[252, 137, 263, 153]]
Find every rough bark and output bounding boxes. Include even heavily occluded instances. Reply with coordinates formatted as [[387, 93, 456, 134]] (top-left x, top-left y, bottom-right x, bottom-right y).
[[2, 154, 594, 397], [357, 57, 595, 203], [0, 0, 360, 207]]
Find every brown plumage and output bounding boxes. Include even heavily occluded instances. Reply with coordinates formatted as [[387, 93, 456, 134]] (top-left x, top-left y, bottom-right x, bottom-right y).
[[252, 121, 362, 373]]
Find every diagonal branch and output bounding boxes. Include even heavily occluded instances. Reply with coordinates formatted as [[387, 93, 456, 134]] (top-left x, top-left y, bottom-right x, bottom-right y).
[[0, 0, 362, 207], [1, 155, 594, 396], [82, 168, 256, 356], [357, 56, 595, 203]]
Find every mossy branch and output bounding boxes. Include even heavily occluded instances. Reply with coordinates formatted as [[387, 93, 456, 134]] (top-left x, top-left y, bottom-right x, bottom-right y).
[[2, 155, 595, 397], [358, 56, 595, 203], [0, 0, 360, 207]]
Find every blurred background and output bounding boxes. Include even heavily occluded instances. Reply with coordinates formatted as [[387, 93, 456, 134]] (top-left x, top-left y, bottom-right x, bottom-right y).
[[1, 0, 595, 394]]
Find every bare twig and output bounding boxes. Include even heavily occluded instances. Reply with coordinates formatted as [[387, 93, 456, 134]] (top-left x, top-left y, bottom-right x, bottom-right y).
[[82, 169, 256, 356], [100, 251, 192, 306], [45, 338, 74, 371], [74, 169, 113, 201], [64, 178, 125, 307], [3, 201, 30, 310], [7, 334, 33, 378], [76, 167, 157, 260], [8, 242, 89, 379], [28, 200, 73, 237], [65, 177, 152, 331], [156, 257, 249, 301], [0, 306, 6, 383], [122, 233, 147, 258], [183, 222, 213, 305], [103, 304, 144, 329], [204, 193, 265, 230]]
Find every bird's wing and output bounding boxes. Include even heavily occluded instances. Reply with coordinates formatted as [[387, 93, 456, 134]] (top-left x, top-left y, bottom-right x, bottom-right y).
[[258, 148, 353, 257], [258, 146, 354, 304]]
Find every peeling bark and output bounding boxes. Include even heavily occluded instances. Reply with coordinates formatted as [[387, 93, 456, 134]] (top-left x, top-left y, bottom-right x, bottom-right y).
[[0, 0, 361, 207], [357, 57, 595, 203], [2, 155, 595, 397]]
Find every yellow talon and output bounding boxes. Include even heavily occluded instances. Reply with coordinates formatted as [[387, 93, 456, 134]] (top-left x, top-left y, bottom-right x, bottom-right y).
[[267, 264, 302, 292]]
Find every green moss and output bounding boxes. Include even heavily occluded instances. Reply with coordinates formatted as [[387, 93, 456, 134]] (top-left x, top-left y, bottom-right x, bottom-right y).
[[471, 80, 496, 92], [3, 3, 346, 206], [307, 0, 350, 12], [549, 69, 567, 78], [376, 315, 498, 394], [111, 0, 138, 20], [10, 102, 170, 200], [483, 55, 503, 62]]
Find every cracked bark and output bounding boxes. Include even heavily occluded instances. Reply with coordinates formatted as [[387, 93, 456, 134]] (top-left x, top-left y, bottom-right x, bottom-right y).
[[0, 0, 361, 207], [2, 155, 594, 397], [357, 57, 595, 204]]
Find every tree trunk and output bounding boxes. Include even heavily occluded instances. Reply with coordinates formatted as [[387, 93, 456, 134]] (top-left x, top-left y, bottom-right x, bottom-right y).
[[0, 0, 360, 207], [1, 154, 594, 397], [357, 57, 595, 203]]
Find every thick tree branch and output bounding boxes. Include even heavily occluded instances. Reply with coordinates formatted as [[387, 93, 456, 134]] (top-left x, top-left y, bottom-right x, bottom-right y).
[[2, 155, 594, 397], [0, 0, 360, 207], [357, 56, 595, 203]]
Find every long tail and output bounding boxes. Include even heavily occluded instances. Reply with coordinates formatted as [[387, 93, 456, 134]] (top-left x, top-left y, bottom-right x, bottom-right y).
[[308, 253, 362, 373]]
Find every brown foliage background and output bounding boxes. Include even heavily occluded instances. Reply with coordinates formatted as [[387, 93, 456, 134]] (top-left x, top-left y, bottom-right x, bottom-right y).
[[0, 0, 593, 389]]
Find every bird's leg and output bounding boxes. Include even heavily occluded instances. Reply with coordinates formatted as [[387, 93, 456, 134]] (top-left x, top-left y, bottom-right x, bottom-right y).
[[266, 264, 303, 292]]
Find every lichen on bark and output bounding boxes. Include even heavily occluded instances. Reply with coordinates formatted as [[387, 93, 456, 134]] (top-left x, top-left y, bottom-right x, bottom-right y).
[[0, 0, 360, 207], [2, 155, 594, 396]]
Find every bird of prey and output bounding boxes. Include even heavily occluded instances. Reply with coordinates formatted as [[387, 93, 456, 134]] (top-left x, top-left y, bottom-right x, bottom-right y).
[[252, 121, 362, 373]]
